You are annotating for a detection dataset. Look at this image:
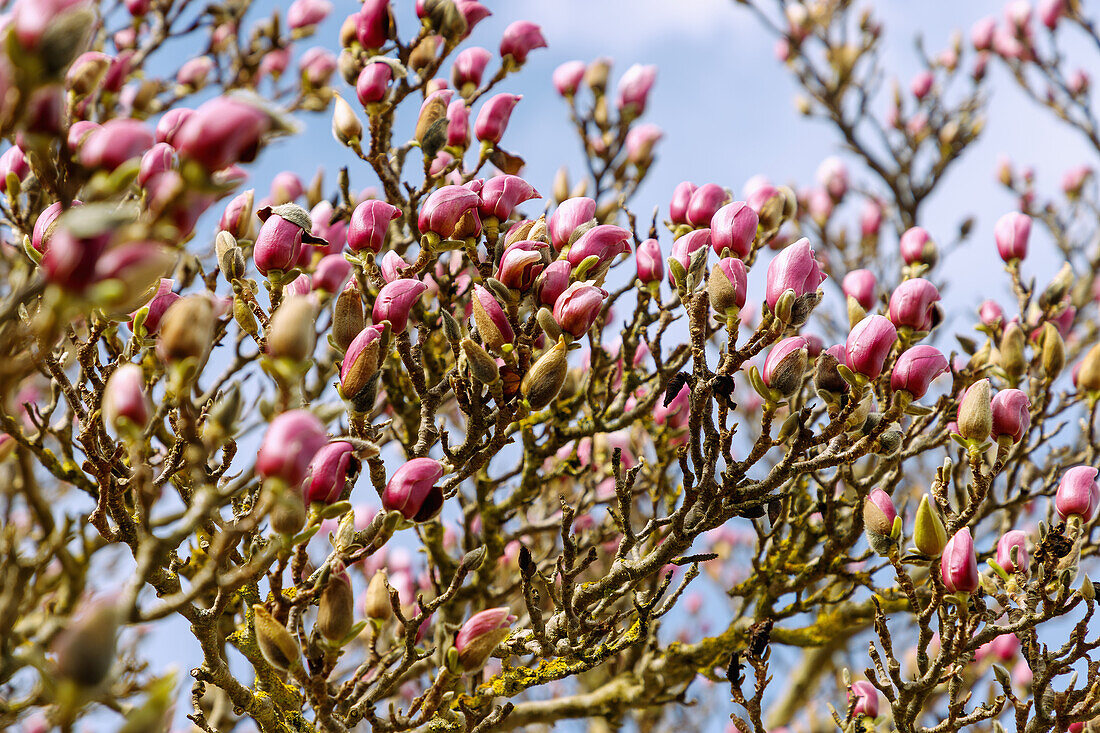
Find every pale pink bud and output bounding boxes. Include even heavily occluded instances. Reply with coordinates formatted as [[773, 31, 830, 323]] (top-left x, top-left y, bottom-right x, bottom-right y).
[[815, 156, 849, 199], [1063, 165, 1091, 196], [137, 142, 175, 187], [891, 345, 948, 399], [842, 269, 877, 310], [349, 199, 401, 253], [479, 174, 540, 220], [454, 0, 491, 34], [995, 211, 1031, 262], [154, 108, 192, 146], [567, 224, 632, 269], [103, 363, 152, 434], [300, 47, 337, 87], [549, 196, 596, 251], [972, 16, 997, 50], [979, 300, 1004, 327], [860, 200, 883, 238], [454, 607, 516, 670], [356, 0, 393, 49], [497, 240, 547, 291], [419, 185, 481, 239], [1069, 69, 1089, 96], [79, 118, 154, 171], [288, 0, 333, 29], [710, 201, 758, 258], [357, 63, 393, 106], [993, 27, 1029, 60], [709, 257, 748, 312], [373, 278, 427, 334], [499, 21, 546, 64], [453, 47, 491, 91], [898, 226, 934, 265], [669, 181, 697, 225], [941, 528, 979, 594], [762, 336, 808, 395], [668, 229, 711, 283], [254, 214, 304, 275], [67, 120, 99, 151], [379, 251, 408, 283], [259, 47, 292, 79], [686, 183, 730, 228], [219, 189, 255, 239], [996, 529, 1030, 573], [1005, 0, 1032, 31], [383, 457, 444, 521], [553, 60, 586, 96], [553, 282, 607, 338], [624, 123, 663, 165], [910, 70, 934, 100], [845, 315, 897, 379], [848, 681, 879, 719], [474, 93, 521, 145], [636, 238, 664, 284], [806, 187, 833, 222], [177, 56, 213, 88], [282, 276, 312, 303], [257, 409, 328, 487], [764, 238, 826, 309], [1056, 466, 1100, 521], [888, 278, 941, 331], [304, 441, 356, 504], [991, 388, 1031, 442], [174, 97, 271, 171], [615, 64, 657, 114]]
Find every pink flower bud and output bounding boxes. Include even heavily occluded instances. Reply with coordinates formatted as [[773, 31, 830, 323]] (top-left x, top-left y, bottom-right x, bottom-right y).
[[910, 70, 934, 100], [848, 680, 879, 718], [259, 47, 292, 79], [383, 457, 444, 521], [13, 0, 89, 49], [92, 242, 175, 312], [67, 120, 99, 151], [154, 108, 192, 146], [860, 200, 883, 238], [972, 16, 996, 50], [474, 93, 521, 145], [669, 181, 697, 226], [941, 528, 979, 594], [304, 441, 356, 504], [32, 201, 82, 254], [762, 336, 809, 395], [79, 118, 154, 171], [636, 238, 664, 284], [0, 146, 28, 191], [300, 47, 337, 87], [499, 21, 546, 64], [996, 529, 1030, 573], [1039, 0, 1066, 28], [710, 201, 758, 258], [891, 345, 948, 399], [378, 251, 409, 283], [288, 0, 332, 29], [1056, 466, 1100, 521], [553, 60, 586, 96], [453, 47, 491, 91], [816, 156, 849, 199], [219, 189, 255, 239], [536, 260, 571, 308], [497, 240, 547, 291], [103, 363, 152, 435], [418, 185, 482, 239], [357, 63, 393, 106], [177, 56, 214, 88], [373, 278, 427, 334], [313, 254, 352, 294], [341, 325, 384, 404], [254, 214, 304, 275], [669, 229, 711, 284], [479, 174, 540, 221], [709, 257, 748, 313], [979, 300, 1004, 327], [174, 97, 272, 172], [1062, 165, 1091, 196], [686, 183, 730, 228], [40, 228, 109, 292], [567, 224, 632, 269], [133, 278, 179, 335], [991, 388, 1031, 443], [615, 64, 657, 114], [624, 123, 663, 165], [994, 211, 1031, 262], [471, 284, 513, 349], [888, 278, 941, 331], [764, 238, 826, 309], [125, 0, 151, 15], [454, 607, 516, 670], [454, 0, 491, 33], [553, 282, 607, 338], [845, 315, 898, 379], [865, 489, 898, 536], [137, 142, 175, 187], [356, 0, 393, 49], [899, 226, 936, 265], [257, 409, 328, 488], [1005, 0, 1032, 30], [348, 199, 401, 253], [842, 269, 877, 310], [549, 196, 596, 251]]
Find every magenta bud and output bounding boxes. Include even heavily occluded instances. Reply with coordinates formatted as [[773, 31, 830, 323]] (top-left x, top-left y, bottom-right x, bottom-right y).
[[453, 47, 491, 91], [341, 325, 384, 404], [382, 457, 444, 522], [219, 189, 255, 239], [845, 315, 898, 380], [615, 63, 657, 114], [254, 215, 304, 276], [67, 120, 99, 151], [566, 224, 632, 270], [288, 0, 333, 29], [40, 228, 109, 292], [32, 200, 82, 253], [471, 283, 514, 350], [356, 0, 393, 49], [553, 282, 607, 339], [474, 93, 521, 145], [379, 251, 409, 283], [941, 527, 979, 594], [304, 441, 356, 505], [479, 174, 540, 221], [553, 60, 586, 96], [13, 0, 90, 49], [888, 278, 941, 331], [709, 257, 748, 313], [891, 345, 948, 399], [710, 201, 758, 258], [536, 260, 572, 308], [356, 63, 393, 106], [499, 20, 546, 64], [623, 123, 663, 165], [549, 196, 596, 251], [979, 300, 1004, 327], [636, 238, 664, 284], [177, 56, 214, 88], [686, 183, 730, 228], [497, 240, 548, 292], [994, 211, 1031, 262], [137, 142, 175, 187], [996, 529, 1030, 574], [446, 98, 469, 149], [133, 278, 180, 335], [1056, 466, 1100, 522], [668, 229, 711, 284], [669, 181, 697, 226], [348, 199, 401, 253], [864, 489, 898, 536], [154, 107, 193, 146], [762, 336, 809, 396], [842, 269, 877, 311], [174, 97, 271, 172], [373, 278, 427, 334], [418, 184, 482, 239], [79, 119, 155, 171], [765, 238, 826, 309], [103, 363, 152, 435], [0, 146, 28, 191], [899, 226, 936, 265], [454, 606, 516, 670], [848, 680, 879, 719], [256, 409, 329, 488], [313, 254, 352, 294], [991, 388, 1031, 443]]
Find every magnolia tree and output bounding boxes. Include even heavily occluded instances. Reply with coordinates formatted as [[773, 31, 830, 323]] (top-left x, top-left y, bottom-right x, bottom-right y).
[[5, 0, 1100, 730]]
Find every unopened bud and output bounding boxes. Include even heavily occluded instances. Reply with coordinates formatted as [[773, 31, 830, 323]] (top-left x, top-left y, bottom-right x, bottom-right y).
[[54, 600, 120, 687], [216, 231, 246, 281], [522, 337, 568, 409], [957, 379, 993, 442], [266, 295, 317, 362], [332, 284, 366, 353], [316, 562, 355, 641], [1078, 344, 1100, 392], [999, 322, 1027, 383], [157, 295, 214, 364], [461, 337, 499, 384], [1039, 321, 1065, 380], [914, 495, 948, 556], [332, 94, 363, 146], [268, 479, 307, 535], [365, 570, 392, 621], [416, 93, 449, 159], [252, 604, 301, 672]]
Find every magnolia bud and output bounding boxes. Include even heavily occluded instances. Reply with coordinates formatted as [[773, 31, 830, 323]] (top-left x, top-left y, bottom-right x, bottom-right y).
[[333, 284, 366, 352], [864, 489, 899, 556], [103, 363, 152, 436], [252, 604, 301, 672], [957, 379, 993, 442], [266, 295, 317, 362], [999, 322, 1027, 383], [1039, 321, 1065, 380], [461, 337, 500, 385], [996, 530, 1030, 574], [365, 570, 392, 620], [216, 231, 246, 281], [382, 457, 445, 522], [471, 284, 514, 351], [1079, 344, 1100, 392], [53, 600, 120, 687], [332, 94, 363, 146], [941, 528, 979, 594], [157, 295, 214, 364], [454, 607, 516, 671], [521, 337, 568, 409], [316, 562, 355, 641], [762, 336, 808, 397], [914, 495, 948, 556]]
